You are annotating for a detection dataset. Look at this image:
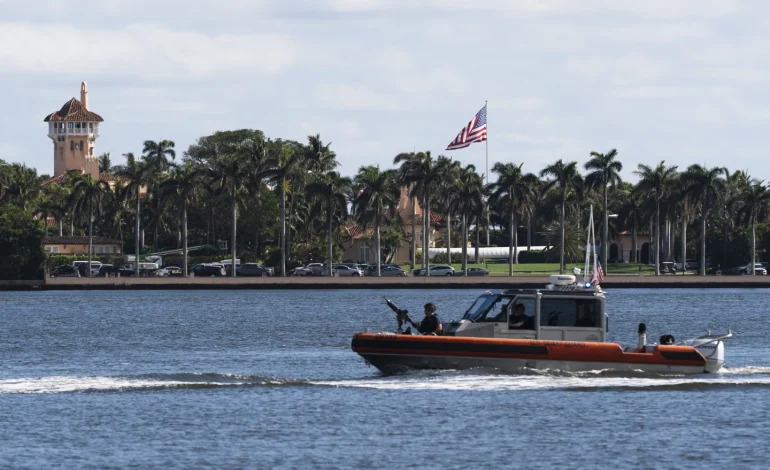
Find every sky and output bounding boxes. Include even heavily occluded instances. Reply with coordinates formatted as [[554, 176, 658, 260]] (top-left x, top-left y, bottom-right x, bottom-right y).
[[2, 0, 770, 181]]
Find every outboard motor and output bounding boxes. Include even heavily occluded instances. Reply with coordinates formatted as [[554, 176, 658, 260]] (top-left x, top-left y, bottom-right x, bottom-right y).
[[683, 331, 732, 373]]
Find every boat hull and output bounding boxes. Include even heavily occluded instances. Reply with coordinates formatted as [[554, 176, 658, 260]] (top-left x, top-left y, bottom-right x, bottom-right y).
[[351, 333, 712, 375]]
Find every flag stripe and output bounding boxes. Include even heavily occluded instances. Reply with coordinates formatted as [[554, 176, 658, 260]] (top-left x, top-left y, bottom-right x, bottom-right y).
[[446, 104, 487, 151]]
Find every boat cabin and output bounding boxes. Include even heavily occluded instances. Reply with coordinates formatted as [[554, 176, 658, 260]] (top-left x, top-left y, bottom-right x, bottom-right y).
[[444, 284, 607, 343]]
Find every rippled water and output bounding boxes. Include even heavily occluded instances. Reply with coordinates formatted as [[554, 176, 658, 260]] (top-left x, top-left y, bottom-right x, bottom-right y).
[[1, 288, 769, 468]]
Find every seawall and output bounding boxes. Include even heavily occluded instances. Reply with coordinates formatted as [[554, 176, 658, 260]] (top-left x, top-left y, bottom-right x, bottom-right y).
[[6, 275, 769, 291]]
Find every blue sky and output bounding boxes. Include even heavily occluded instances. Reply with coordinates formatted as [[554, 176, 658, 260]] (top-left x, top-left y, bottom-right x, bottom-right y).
[[1, 0, 769, 181]]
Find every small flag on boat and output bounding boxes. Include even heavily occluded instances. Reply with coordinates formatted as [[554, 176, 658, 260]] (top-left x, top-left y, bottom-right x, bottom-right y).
[[446, 104, 487, 150], [593, 263, 604, 285]]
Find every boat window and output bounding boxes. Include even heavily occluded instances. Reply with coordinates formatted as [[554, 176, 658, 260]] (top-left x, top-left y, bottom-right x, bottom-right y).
[[462, 295, 500, 322], [540, 298, 601, 328], [478, 296, 512, 322]]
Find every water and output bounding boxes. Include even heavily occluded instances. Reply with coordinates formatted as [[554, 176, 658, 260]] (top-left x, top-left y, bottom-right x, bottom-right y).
[[1, 288, 769, 468]]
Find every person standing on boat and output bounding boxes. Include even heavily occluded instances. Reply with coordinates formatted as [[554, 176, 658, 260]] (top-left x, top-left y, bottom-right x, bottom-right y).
[[406, 303, 443, 335]]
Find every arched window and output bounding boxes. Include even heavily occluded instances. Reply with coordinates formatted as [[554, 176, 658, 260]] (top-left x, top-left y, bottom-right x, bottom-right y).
[[79, 140, 84, 151], [70, 141, 74, 151]]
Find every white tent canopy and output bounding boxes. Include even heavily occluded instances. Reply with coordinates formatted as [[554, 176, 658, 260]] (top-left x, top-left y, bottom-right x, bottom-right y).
[[422, 246, 549, 261]]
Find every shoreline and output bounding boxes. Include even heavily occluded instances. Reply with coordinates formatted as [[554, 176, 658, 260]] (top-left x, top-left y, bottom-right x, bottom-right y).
[[4, 275, 770, 290]]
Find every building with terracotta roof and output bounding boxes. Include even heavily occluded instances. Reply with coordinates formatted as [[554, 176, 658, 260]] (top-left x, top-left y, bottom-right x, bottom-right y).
[[43, 236, 121, 255], [341, 187, 444, 264], [44, 82, 103, 178]]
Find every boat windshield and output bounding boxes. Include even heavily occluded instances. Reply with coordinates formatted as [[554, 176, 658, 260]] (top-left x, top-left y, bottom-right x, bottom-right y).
[[462, 294, 501, 321]]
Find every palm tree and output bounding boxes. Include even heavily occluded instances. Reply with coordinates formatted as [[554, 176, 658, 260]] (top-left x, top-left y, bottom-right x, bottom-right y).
[[67, 173, 111, 276], [161, 162, 208, 276], [540, 160, 582, 274], [436, 156, 461, 266], [393, 151, 443, 276], [238, 136, 270, 259], [33, 192, 65, 236], [304, 134, 338, 173], [490, 162, 536, 275], [452, 165, 484, 275], [114, 153, 150, 274], [264, 142, 304, 276], [6, 163, 39, 212], [737, 180, 770, 275], [682, 164, 727, 276], [142, 139, 176, 250], [99, 153, 111, 174], [352, 166, 401, 276], [617, 191, 644, 263], [306, 171, 352, 276], [634, 161, 678, 275], [393, 151, 421, 270], [212, 152, 249, 277], [585, 149, 622, 268]]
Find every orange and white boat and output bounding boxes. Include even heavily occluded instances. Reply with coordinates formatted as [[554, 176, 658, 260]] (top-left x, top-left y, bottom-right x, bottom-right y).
[[352, 208, 731, 375]]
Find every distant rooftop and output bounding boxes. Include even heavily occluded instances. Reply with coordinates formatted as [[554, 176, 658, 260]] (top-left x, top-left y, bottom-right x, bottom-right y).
[[44, 98, 104, 123]]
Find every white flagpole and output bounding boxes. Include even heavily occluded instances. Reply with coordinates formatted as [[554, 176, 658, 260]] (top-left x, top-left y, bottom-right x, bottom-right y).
[[485, 100, 490, 247]]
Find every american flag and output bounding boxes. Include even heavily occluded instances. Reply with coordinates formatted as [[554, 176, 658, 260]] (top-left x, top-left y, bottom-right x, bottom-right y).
[[593, 263, 605, 285], [446, 104, 487, 150]]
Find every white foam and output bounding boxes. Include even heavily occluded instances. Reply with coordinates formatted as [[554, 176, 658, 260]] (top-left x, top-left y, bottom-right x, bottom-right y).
[[317, 368, 770, 391], [0, 375, 244, 394]]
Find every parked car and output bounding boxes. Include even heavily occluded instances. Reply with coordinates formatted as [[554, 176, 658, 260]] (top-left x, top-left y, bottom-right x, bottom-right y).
[[364, 264, 400, 276], [380, 266, 407, 277], [332, 264, 364, 277], [742, 263, 767, 275], [191, 264, 226, 277], [51, 265, 80, 277], [154, 267, 171, 277], [72, 260, 103, 277], [288, 267, 313, 276], [305, 263, 325, 275], [413, 265, 455, 276], [117, 266, 136, 277], [466, 267, 490, 276], [97, 264, 117, 276], [241, 263, 273, 277], [164, 266, 184, 277], [321, 264, 363, 276]]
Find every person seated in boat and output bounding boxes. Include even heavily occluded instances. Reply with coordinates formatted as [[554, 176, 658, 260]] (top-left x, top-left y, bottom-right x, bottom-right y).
[[406, 303, 443, 335], [508, 304, 533, 329]]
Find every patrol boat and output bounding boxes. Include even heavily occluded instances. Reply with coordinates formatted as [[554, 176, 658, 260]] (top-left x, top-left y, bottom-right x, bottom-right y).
[[351, 208, 732, 375]]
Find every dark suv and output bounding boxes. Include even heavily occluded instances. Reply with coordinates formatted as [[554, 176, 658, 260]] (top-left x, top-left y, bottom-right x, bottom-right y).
[[240, 263, 273, 276], [192, 264, 226, 277]]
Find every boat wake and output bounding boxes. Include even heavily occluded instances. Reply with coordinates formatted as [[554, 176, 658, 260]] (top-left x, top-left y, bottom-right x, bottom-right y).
[[316, 365, 770, 392], [0, 373, 310, 394], [5, 367, 770, 394]]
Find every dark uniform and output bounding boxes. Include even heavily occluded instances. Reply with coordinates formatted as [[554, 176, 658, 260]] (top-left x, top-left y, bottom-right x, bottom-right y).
[[417, 315, 442, 335]]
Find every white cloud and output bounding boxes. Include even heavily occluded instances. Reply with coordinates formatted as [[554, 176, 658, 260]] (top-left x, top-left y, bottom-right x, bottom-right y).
[[0, 23, 298, 80], [317, 84, 406, 110], [564, 55, 667, 85], [497, 97, 546, 111]]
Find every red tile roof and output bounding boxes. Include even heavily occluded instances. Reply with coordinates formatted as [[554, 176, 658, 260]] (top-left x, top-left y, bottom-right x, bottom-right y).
[[44, 98, 104, 122], [44, 236, 121, 245], [40, 172, 125, 187]]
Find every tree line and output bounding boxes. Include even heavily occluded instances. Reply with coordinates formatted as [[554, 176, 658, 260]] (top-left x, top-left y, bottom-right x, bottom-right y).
[[1, 128, 769, 279]]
